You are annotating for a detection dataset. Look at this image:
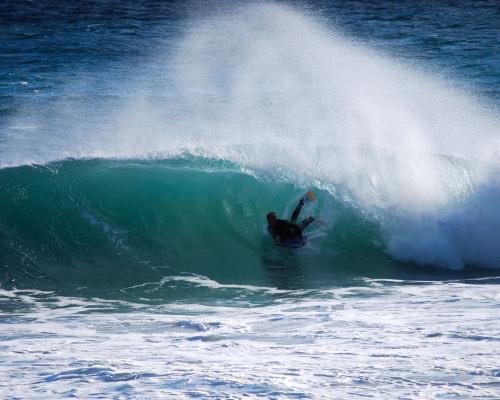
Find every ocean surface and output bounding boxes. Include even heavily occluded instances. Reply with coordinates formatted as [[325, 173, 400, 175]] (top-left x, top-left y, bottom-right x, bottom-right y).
[[1, 1, 499, 398]]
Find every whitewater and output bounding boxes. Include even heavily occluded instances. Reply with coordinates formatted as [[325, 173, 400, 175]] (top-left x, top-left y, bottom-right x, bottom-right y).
[[1, 1, 499, 398]]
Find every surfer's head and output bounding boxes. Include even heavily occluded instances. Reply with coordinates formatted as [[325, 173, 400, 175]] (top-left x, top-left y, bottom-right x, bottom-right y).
[[266, 211, 277, 226]]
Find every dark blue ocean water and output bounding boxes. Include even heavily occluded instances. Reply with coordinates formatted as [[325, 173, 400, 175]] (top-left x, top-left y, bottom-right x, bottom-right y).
[[1, 0, 499, 113]]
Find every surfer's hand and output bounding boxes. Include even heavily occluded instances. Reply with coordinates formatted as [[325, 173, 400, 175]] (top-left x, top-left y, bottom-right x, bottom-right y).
[[302, 191, 316, 203]]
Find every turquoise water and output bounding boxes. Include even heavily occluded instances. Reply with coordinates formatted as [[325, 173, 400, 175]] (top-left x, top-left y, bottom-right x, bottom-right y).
[[0, 157, 497, 302], [1, 1, 499, 398]]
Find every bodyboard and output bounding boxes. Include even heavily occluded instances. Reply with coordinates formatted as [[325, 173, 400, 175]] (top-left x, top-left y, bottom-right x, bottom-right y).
[[277, 237, 307, 248]]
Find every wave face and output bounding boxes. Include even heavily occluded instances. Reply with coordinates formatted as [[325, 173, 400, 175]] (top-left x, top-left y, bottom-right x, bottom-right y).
[[1, 3, 500, 294], [0, 156, 499, 297], [0, 158, 385, 292]]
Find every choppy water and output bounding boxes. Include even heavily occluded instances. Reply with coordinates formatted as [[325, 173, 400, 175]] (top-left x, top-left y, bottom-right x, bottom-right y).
[[1, 1, 499, 398], [2, 280, 500, 399]]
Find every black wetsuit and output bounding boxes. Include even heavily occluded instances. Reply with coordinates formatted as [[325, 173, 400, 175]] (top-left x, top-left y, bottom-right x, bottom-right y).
[[268, 219, 303, 242], [267, 199, 314, 243]]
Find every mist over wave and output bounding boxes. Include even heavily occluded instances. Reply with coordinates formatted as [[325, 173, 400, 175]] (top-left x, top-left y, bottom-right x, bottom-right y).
[[2, 3, 500, 271]]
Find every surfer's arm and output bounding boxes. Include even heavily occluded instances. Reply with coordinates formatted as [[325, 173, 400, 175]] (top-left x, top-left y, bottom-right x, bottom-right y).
[[268, 226, 280, 244], [291, 191, 316, 223], [290, 199, 304, 223], [272, 230, 282, 244]]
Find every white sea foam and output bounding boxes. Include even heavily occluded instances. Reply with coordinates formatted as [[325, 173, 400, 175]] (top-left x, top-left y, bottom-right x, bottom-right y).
[[0, 282, 498, 399], [159, 274, 293, 294]]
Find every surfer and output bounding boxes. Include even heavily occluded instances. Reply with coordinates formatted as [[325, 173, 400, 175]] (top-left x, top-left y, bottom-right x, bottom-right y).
[[267, 191, 316, 247]]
